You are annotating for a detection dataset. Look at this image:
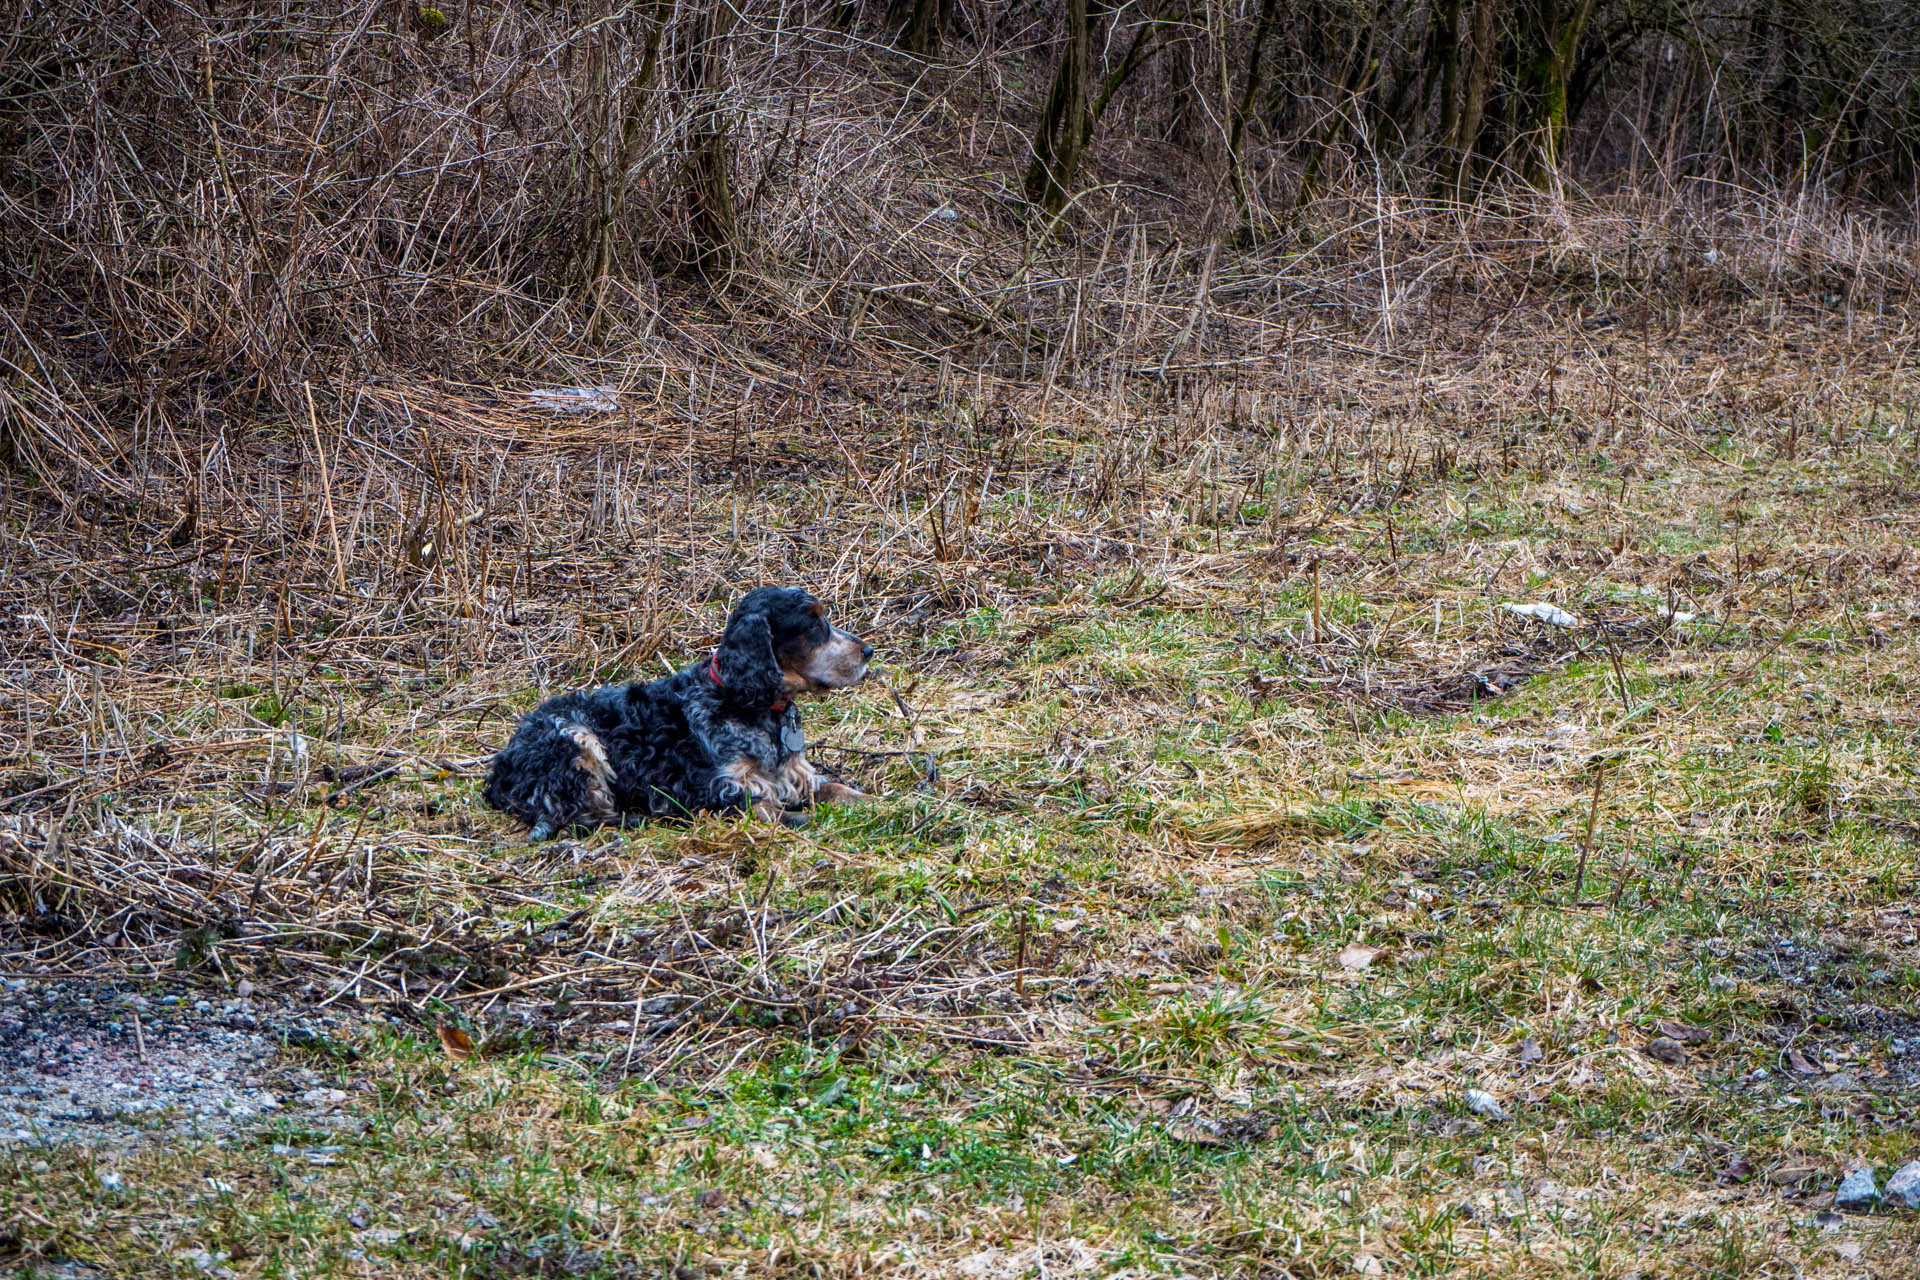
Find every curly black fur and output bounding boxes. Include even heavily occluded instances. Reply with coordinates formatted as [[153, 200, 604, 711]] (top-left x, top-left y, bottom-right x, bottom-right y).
[[484, 587, 871, 840]]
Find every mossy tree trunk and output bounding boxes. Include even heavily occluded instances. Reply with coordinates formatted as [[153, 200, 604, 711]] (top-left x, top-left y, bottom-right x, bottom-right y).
[[1520, 0, 1599, 182]]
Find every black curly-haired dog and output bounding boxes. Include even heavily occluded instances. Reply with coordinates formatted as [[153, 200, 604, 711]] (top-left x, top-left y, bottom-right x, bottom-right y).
[[484, 587, 872, 839]]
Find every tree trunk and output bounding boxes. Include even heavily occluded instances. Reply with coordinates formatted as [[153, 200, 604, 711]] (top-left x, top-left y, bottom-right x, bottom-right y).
[[1442, 0, 1498, 198], [1085, 15, 1161, 147], [1294, 1, 1382, 212], [890, 0, 948, 57], [586, 0, 672, 291], [1227, 0, 1283, 234], [1023, 0, 1097, 216], [1522, 0, 1599, 182], [683, 0, 738, 273], [1433, 0, 1461, 147]]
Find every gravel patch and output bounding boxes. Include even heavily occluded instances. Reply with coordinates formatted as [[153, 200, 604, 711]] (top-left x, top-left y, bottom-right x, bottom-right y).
[[0, 978, 355, 1148]]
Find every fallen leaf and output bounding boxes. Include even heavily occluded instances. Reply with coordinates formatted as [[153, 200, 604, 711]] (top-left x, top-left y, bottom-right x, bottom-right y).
[[1517, 1037, 1544, 1064], [1353, 1253, 1385, 1276], [1644, 1036, 1687, 1065], [1655, 1019, 1712, 1043], [1786, 1047, 1821, 1075], [435, 1020, 475, 1062], [1166, 1121, 1227, 1147], [1337, 943, 1379, 971], [1720, 1154, 1754, 1184], [1767, 1164, 1819, 1188]]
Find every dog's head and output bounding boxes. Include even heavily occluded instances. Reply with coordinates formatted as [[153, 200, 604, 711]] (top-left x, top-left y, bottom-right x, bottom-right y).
[[713, 587, 871, 706]]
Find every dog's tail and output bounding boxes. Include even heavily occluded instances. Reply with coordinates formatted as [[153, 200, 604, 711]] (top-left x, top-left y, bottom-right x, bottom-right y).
[[485, 712, 618, 840]]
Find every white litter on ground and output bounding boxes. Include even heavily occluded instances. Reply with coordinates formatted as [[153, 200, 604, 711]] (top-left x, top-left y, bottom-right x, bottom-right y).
[[1500, 602, 1581, 628], [528, 385, 621, 414]]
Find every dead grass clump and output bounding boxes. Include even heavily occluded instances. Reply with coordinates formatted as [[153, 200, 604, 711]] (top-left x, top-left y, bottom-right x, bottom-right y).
[[0, 811, 1057, 1072]]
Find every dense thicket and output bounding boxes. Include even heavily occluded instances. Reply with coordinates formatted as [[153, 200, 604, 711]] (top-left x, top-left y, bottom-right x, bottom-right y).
[[1, 0, 1914, 473]]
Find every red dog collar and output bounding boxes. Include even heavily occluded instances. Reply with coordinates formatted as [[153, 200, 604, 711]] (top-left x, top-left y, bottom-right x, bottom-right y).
[[710, 650, 789, 714]]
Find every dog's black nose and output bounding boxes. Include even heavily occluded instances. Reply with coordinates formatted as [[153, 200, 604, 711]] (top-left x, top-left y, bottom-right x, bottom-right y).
[[861, 644, 874, 660]]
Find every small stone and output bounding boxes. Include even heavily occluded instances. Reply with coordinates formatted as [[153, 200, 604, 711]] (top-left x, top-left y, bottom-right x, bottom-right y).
[[1833, 1165, 1879, 1211], [97, 1170, 125, 1192], [1517, 1037, 1544, 1064], [1817, 1072, 1861, 1094], [235, 979, 254, 999], [1644, 1036, 1687, 1065], [1885, 1161, 1920, 1210], [1464, 1089, 1509, 1121]]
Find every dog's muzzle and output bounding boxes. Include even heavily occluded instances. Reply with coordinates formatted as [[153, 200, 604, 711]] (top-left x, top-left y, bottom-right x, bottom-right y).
[[805, 627, 873, 688]]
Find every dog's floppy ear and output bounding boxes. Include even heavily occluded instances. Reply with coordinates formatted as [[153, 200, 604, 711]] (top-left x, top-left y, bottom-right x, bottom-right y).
[[714, 603, 785, 707]]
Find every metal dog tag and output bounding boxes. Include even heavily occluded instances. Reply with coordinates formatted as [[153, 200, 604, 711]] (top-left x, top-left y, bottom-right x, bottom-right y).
[[781, 721, 806, 755]]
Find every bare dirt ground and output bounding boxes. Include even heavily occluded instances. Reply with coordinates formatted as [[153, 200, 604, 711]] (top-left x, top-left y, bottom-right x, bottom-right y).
[[0, 978, 352, 1150]]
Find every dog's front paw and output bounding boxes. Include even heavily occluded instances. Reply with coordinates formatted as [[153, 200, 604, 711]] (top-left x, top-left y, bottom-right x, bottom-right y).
[[780, 807, 812, 829], [815, 782, 868, 805]]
